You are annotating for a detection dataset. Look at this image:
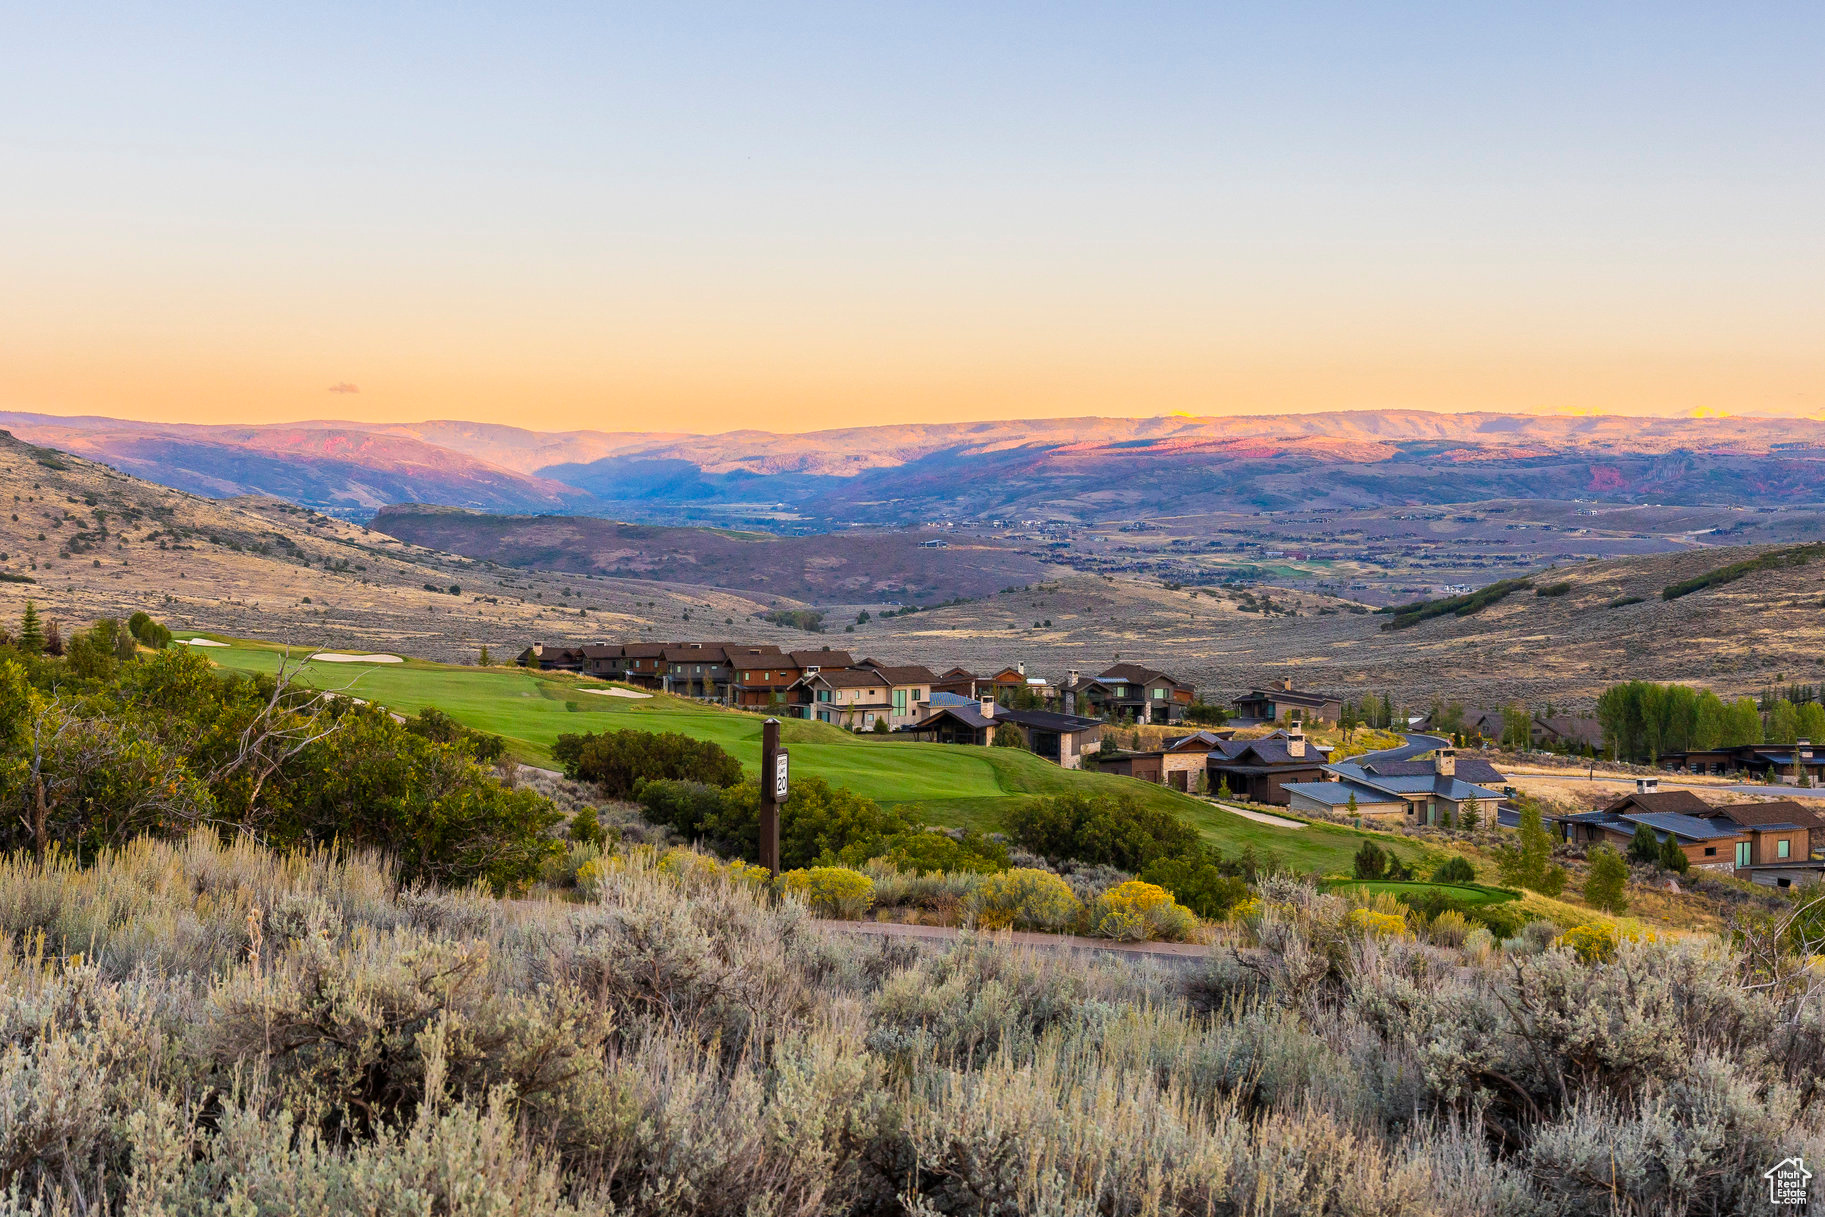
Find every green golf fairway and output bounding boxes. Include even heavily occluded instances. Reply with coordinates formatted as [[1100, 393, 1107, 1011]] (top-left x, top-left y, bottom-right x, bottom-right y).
[[179, 633, 1436, 874]]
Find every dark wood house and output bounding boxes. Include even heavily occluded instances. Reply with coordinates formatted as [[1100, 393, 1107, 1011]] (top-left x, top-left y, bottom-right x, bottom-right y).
[[1205, 727, 1331, 805]]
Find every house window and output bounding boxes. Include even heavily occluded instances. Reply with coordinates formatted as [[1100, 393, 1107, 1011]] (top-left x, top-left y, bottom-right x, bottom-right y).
[[1705, 846, 1717, 856], [1779, 838, 1791, 859], [893, 689, 907, 711], [1153, 687, 1164, 699], [1736, 842, 1751, 868]]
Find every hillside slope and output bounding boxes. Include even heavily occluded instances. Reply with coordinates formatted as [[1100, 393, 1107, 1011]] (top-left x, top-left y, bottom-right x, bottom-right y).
[[0, 431, 816, 661], [372, 506, 1049, 604]]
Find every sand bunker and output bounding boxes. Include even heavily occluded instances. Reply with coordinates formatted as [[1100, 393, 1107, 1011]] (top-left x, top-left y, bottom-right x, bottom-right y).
[[178, 638, 229, 648], [581, 687, 653, 699], [309, 652, 404, 664]]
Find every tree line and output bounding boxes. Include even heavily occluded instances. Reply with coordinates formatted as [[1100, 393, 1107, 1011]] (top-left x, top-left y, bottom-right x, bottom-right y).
[[1595, 679, 1822, 763]]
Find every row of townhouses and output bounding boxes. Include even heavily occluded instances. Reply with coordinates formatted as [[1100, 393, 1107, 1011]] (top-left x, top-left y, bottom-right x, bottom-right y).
[[515, 641, 1200, 767]]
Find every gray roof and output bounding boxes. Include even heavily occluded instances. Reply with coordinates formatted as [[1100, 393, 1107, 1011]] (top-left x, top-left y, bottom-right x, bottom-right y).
[[1616, 811, 1744, 842], [1324, 762, 1500, 802], [1281, 779, 1405, 807]]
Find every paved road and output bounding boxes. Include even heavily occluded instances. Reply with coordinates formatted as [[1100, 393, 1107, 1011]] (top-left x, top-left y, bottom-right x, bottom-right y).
[[818, 919, 1212, 969], [1351, 733, 1449, 766]]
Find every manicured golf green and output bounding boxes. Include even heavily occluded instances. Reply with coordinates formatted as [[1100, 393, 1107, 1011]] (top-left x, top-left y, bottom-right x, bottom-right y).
[[179, 633, 1437, 874], [1331, 880, 1518, 906]]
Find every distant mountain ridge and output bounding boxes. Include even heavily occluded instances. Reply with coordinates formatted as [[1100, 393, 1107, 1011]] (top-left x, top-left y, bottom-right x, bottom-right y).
[[7, 409, 1825, 522]]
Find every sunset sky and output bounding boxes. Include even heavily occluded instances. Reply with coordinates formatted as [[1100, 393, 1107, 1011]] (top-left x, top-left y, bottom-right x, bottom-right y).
[[2, 4, 1821, 434]]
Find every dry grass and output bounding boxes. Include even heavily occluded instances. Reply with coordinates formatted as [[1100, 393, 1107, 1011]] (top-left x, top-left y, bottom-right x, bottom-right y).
[[0, 831, 1817, 1213]]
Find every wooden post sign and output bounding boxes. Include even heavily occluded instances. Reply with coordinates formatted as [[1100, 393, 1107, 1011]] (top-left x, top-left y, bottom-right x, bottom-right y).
[[759, 718, 785, 876]]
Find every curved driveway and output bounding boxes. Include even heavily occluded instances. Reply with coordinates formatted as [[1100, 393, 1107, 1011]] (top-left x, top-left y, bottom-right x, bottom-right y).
[[1349, 732, 1449, 766]]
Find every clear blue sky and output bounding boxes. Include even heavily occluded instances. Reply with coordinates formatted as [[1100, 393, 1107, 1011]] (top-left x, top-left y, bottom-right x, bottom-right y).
[[2, 3, 1821, 430]]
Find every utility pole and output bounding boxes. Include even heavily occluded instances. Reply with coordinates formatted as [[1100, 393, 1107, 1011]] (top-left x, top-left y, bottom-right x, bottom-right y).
[[760, 717, 787, 876]]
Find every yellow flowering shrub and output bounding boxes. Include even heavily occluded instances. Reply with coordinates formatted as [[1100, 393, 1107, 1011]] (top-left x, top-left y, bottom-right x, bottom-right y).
[[781, 866, 875, 919], [1347, 907, 1409, 938], [1087, 880, 1198, 943], [575, 857, 608, 899], [971, 868, 1081, 932], [1558, 920, 1657, 964], [657, 848, 773, 891]]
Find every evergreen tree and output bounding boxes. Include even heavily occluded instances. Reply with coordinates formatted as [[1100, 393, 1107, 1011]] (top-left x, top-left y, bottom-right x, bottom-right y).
[[1627, 822, 1661, 865], [1496, 801, 1567, 895], [1658, 833, 1689, 873], [16, 602, 43, 654], [1458, 797, 1481, 831], [1352, 839, 1386, 880], [1582, 844, 1630, 913], [477, 645, 492, 666]]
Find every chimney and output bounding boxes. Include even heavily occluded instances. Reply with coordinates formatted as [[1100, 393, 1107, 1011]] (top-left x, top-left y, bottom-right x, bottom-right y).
[[532, 642, 544, 656], [1017, 661, 1027, 676], [1436, 746, 1456, 777], [1067, 668, 1079, 684], [980, 697, 997, 719], [1279, 677, 1294, 692], [1636, 777, 1659, 795], [1286, 723, 1306, 759]]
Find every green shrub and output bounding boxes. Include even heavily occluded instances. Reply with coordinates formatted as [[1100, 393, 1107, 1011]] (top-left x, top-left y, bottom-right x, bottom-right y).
[[781, 865, 874, 918], [567, 805, 610, 847], [992, 724, 1026, 747], [869, 827, 1007, 875], [126, 610, 173, 649], [552, 728, 742, 798], [1433, 855, 1475, 884], [1005, 791, 1199, 871], [1139, 853, 1252, 919], [1583, 843, 1630, 913], [404, 705, 507, 763], [971, 868, 1081, 931]]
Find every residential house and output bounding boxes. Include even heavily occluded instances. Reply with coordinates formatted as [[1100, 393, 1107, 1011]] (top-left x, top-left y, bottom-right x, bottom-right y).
[[578, 644, 628, 680], [1230, 679, 1342, 725], [728, 647, 797, 710], [1089, 750, 1165, 783], [619, 643, 673, 690], [909, 699, 1104, 768], [1064, 664, 1194, 724], [856, 660, 939, 730], [1533, 715, 1604, 754], [1660, 740, 1825, 784], [1205, 726, 1332, 805], [515, 643, 586, 672], [792, 668, 893, 729], [1697, 800, 1825, 860], [1553, 808, 1748, 873], [1288, 747, 1504, 826], [930, 667, 980, 699], [977, 663, 1055, 706], [1548, 781, 1814, 879], [661, 644, 738, 700], [1089, 731, 1232, 791]]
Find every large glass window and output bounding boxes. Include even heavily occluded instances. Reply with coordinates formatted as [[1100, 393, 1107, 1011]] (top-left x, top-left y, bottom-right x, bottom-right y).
[[1737, 842, 1751, 867], [1779, 838, 1791, 859]]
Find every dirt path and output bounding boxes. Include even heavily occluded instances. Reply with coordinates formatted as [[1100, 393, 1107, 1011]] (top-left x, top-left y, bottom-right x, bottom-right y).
[[1206, 800, 1306, 829], [817, 919, 1212, 966]]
